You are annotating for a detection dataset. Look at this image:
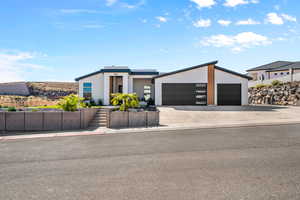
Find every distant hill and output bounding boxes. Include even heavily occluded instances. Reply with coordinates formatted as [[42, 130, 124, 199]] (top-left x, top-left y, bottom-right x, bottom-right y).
[[0, 82, 78, 99], [0, 82, 78, 107]]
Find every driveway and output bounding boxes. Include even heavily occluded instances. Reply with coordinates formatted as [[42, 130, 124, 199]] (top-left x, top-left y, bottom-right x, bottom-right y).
[[158, 105, 300, 128], [1, 124, 300, 200]]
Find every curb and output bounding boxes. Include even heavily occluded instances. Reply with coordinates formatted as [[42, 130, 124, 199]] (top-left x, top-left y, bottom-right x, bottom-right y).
[[1, 121, 300, 141], [104, 121, 300, 134]]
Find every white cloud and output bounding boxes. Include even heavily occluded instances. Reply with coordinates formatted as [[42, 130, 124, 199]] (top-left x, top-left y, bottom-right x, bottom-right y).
[[106, 0, 118, 6], [281, 14, 297, 22], [236, 18, 260, 25], [156, 16, 168, 23], [200, 32, 271, 52], [190, 0, 216, 8], [141, 19, 147, 23], [193, 19, 211, 27], [0, 51, 48, 83], [266, 13, 284, 25], [274, 5, 280, 11], [59, 9, 100, 14], [120, 0, 146, 9], [266, 13, 297, 25], [223, 0, 259, 7], [218, 19, 232, 26]]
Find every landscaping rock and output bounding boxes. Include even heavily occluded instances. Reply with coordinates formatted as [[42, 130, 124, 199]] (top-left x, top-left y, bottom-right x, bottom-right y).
[[249, 81, 300, 106]]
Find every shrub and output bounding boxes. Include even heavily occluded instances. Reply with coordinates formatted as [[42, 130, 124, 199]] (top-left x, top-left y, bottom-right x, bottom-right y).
[[147, 98, 155, 106], [90, 99, 97, 106], [8, 107, 17, 112], [111, 93, 139, 111], [97, 99, 103, 106], [255, 84, 270, 89], [58, 94, 83, 111], [271, 80, 282, 86]]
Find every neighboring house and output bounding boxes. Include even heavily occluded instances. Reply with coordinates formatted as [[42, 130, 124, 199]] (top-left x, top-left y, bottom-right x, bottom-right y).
[[247, 61, 300, 81], [75, 61, 251, 106]]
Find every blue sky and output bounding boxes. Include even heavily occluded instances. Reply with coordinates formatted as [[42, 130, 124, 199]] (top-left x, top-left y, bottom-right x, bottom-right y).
[[0, 0, 299, 82]]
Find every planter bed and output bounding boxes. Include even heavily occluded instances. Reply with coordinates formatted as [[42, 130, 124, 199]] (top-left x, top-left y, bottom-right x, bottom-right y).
[[108, 110, 160, 129], [0, 108, 98, 132]]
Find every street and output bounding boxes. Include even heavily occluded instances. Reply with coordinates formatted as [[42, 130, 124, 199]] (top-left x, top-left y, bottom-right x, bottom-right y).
[[1, 124, 300, 200]]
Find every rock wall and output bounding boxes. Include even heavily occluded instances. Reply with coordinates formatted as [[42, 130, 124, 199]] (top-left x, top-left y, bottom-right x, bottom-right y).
[[27, 82, 78, 99], [248, 82, 300, 106]]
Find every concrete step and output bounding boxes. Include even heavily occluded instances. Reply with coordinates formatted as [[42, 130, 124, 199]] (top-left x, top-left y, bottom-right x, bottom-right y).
[[94, 116, 107, 119], [91, 119, 107, 123]]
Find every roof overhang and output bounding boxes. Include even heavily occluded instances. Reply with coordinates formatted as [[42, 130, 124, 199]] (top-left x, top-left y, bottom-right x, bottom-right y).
[[153, 61, 218, 79]]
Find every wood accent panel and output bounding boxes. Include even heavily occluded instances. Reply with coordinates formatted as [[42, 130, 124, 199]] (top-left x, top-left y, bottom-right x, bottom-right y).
[[207, 64, 215, 105], [109, 76, 113, 94]]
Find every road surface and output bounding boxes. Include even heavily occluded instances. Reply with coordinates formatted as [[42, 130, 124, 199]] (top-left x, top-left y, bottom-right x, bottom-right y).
[[1, 124, 300, 200]]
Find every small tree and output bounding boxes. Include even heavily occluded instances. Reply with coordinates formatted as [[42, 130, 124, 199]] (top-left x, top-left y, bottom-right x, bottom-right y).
[[111, 93, 139, 111], [58, 94, 84, 111]]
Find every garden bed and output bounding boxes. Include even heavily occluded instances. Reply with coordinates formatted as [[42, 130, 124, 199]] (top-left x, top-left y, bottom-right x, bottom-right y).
[[0, 108, 98, 132], [108, 110, 160, 129]]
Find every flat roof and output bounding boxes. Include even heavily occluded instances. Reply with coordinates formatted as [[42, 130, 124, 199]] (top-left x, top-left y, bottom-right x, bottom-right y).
[[75, 67, 159, 81]]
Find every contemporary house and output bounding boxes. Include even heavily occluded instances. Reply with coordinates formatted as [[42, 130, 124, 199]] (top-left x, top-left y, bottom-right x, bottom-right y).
[[247, 61, 300, 81], [75, 61, 251, 106]]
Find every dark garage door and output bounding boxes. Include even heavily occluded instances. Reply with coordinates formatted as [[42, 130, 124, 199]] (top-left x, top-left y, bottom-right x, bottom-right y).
[[162, 83, 207, 105], [217, 84, 241, 106]]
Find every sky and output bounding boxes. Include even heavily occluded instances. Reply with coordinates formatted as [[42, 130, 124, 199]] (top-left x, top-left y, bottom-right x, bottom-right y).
[[0, 0, 299, 82]]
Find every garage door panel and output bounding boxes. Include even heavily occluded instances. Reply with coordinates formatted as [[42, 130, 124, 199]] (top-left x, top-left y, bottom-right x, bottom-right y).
[[162, 83, 207, 105], [217, 84, 241, 106]]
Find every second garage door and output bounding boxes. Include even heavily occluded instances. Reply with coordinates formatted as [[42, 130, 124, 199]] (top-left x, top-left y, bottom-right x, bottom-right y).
[[217, 84, 241, 105], [162, 83, 207, 105]]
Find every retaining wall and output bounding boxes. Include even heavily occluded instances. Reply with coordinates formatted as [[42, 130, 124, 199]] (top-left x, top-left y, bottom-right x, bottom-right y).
[[108, 111, 159, 129], [0, 108, 98, 132]]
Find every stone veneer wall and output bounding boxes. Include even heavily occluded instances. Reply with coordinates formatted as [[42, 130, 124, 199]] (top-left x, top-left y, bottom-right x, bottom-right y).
[[248, 82, 300, 106]]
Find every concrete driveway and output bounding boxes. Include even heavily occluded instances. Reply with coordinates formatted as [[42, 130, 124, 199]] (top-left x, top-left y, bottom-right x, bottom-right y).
[[158, 105, 300, 128]]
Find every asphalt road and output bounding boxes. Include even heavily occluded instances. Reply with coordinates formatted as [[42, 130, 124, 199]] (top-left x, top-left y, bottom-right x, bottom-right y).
[[1, 124, 300, 200]]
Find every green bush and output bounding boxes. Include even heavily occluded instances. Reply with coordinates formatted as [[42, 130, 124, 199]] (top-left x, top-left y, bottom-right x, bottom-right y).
[[147, 98, 155, 106], [97, 99, 103, 106], [58, 94, 84, 111], [90, 99, 97, 106], [271, 80, 282, 86], [255, 84, 270, 89], [8, 107, 17, 112], [36, 105, 61, 109], [111, 93, 139, 111]]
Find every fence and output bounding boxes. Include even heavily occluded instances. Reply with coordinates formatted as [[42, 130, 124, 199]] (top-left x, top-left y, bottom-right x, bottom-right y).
[[0, 108, 98, 132], [249, 72, 300, 87]]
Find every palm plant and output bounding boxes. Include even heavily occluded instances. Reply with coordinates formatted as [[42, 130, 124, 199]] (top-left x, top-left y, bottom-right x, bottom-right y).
[[111, 93, 139, 111]]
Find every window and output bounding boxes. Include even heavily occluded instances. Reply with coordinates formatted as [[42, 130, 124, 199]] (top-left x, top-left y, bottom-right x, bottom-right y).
[[144, 85, 151, 100], [280, 72, 284, 75], [287, 72, 290, 75], [83, 82, 92, 99], [274, 73, 277, 76]]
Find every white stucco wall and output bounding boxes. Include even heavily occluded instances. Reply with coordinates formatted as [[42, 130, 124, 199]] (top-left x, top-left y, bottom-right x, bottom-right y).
[[154, 66, 208, 106], [214, 69, 249, 105], [78, 73, 104, 103], [269, 70, 290, 79], [132, 78, 155, 99]]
